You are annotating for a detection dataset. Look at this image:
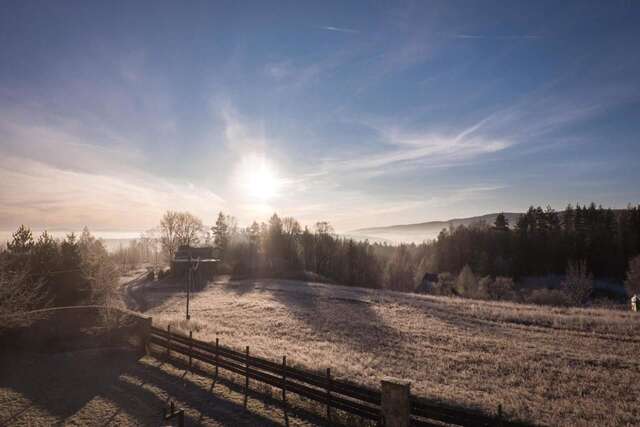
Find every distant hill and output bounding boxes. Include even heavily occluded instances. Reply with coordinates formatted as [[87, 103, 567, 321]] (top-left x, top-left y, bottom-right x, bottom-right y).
[[349, 212, 522, 244]]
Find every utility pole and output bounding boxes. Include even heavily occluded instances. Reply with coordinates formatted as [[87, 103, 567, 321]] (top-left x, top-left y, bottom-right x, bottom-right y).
[[185, 255, 200, 320], [186, 257, 191, 320]]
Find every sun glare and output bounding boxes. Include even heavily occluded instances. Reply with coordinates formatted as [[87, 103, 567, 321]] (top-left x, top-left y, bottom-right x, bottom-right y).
[[237, 154, 281, 200]]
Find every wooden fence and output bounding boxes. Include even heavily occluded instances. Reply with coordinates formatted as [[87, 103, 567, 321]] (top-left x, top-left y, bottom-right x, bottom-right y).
[[150, 325, 534, 427]]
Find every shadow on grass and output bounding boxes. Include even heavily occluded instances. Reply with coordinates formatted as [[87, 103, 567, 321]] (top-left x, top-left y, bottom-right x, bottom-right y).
[[224, 279, 409, 355], [155, 350, 340, 427], [0, 348, 304, 426]]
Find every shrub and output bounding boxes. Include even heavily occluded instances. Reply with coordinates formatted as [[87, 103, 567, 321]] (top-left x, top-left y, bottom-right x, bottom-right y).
[[434, 272, 455, 295], [487, 276, 516, 300], [455, 265, 477, 297], [562, 260, 593, 305], [624, 255, 640, 296], [525, 288, 570, 306]]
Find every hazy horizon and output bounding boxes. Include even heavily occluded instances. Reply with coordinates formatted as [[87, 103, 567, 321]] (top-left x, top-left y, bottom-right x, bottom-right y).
[[0, 202, 634, 246], [1, 1, 639, 233]]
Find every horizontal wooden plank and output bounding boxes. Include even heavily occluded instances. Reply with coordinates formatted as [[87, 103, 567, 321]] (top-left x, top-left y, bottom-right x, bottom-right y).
[[151, 327, 381, 403], [149, 335, 380, 420]]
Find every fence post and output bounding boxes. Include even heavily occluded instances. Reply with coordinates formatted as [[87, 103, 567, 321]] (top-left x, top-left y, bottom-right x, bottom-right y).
[[215, 337, 219, 380], [282, 355, 289, 427], [209, 337, 219, 392], [326, 367, 332, 423], [380, 377, 410, 427], [166, 324, 171, 360], [140, 315, 152, 356], [188, 330, 193, 371], [244, 346, 250, 408]]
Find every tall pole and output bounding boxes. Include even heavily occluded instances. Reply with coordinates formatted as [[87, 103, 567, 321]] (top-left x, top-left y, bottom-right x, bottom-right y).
[[186, 259, 191, 320]]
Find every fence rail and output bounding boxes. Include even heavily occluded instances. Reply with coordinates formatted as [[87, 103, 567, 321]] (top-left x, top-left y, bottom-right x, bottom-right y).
[[149, 325, 534, 427]]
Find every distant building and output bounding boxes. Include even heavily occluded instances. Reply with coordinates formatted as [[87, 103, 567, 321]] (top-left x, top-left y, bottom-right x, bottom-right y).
[[415, 272, 438, 294], [170, 245, 219, 289]]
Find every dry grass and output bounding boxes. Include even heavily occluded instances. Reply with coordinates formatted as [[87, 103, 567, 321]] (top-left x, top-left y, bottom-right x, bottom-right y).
[[147, 278, 640, 426]]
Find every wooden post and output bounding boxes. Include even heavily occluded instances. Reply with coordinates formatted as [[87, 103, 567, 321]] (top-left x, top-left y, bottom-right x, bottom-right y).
[[209, 337, 219, 392], [282, 356, 289, 427], [244, 346, 250, 408], [164, 401, 185, 427], [326, 367, 332, 423], [166, 325, 171, 359], [188, 330, 193, 370], [497, 403, 504, 427], [381, 377, 410, 427], [215, 337, 219, 380]]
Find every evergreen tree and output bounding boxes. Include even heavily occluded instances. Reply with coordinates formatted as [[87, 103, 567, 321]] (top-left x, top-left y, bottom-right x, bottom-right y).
[[493, 213, 509, 231], [57, 233, 87, 306], [6, 225, 34, 272], [212, 211, 230, 258]]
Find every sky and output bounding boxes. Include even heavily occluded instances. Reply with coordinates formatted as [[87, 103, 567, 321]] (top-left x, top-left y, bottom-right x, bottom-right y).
[[1, 0, 639, 234]]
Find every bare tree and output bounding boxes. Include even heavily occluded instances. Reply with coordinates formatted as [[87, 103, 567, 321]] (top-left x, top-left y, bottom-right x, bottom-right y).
[[141, 227, 161, 270], [91, 258, 120, 329], [160, 211, 180, 261], [175, 212, 204, 247], [160, 211, 204, 261]]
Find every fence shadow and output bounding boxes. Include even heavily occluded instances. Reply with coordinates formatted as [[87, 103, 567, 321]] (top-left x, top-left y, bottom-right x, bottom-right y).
[[0, 349, 298, 426]]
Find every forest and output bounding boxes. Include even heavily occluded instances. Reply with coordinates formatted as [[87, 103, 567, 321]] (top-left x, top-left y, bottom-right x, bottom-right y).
[[188, 203, 640, 305]]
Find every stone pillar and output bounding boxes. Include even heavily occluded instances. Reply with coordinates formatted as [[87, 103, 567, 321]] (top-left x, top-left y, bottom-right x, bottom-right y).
[[381, 377, 411, 427]]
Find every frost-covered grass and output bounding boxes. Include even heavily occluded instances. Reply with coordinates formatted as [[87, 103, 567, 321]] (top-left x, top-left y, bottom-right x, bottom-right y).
[[149, 278, 640, 426]]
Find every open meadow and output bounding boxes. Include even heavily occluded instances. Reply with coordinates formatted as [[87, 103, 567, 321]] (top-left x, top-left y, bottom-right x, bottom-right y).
[[147, 278, 640, 427]]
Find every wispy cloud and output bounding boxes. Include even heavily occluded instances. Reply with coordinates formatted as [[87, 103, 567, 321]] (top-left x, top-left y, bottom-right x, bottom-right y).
[[316, 26, 360, 34], [0, 105, 226, 231], [0, 155, 225, 231], [451, 34, 543, 40], [321, 115, 513, 176]]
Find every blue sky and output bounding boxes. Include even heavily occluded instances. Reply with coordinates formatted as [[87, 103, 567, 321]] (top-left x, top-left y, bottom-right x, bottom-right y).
[[1, 0, 639, 233]]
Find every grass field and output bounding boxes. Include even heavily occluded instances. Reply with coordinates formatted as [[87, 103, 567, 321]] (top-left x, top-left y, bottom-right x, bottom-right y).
[[147, 278, 640, 426]]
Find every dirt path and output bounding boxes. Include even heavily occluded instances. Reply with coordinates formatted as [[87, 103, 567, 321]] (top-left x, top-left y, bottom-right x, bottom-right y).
[[120, 269, 152, 311]]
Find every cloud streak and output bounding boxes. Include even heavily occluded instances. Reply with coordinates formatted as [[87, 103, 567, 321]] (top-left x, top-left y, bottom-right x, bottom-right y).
[[316, 26, 360, 34], [451, 34, 543, 40]]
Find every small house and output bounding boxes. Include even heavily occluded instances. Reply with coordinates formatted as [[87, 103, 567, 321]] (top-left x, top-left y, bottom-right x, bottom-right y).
[[170, 245, 219, 289]]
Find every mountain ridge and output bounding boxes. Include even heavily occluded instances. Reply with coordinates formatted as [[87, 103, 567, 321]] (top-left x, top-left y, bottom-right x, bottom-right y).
[[349, 212, 523, 243], [353, 212, 522, 234]]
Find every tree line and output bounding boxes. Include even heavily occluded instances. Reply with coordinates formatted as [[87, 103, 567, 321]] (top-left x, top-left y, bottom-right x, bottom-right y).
[[2, 202, 639, 316], [171, 204, 640, 305], [0, 226, 118, 317], [430, 204, 640, 280]]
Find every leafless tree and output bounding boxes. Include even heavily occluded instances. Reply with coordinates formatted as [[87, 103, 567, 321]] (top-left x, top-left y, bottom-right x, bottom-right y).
[[175, 212, 204, 247], [160, 211, 180, 261]]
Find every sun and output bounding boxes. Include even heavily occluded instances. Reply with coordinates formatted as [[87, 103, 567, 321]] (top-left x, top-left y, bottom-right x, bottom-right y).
[[236, 154, 281, 200]]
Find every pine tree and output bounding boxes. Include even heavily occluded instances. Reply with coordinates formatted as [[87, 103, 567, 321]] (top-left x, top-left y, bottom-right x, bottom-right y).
[[493, 213, 509, 231], [6, 225, 34, 272], [212, 212, 230, 258]]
